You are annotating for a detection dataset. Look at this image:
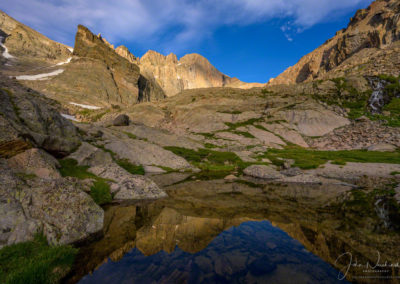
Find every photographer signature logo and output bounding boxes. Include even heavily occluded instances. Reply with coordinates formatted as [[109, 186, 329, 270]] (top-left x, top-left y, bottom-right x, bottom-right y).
[[335, 251, 400, 280]]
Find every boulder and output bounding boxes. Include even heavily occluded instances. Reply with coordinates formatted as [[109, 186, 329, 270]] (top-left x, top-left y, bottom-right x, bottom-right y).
[[113, 114, 130, 126], [89, 163, 167, 200], [367, 143, 397, 152], [105, 139, 191, 170], [243, 165, 283, 179], [7, 148, 61, 179], [68, 142, 113, 166]]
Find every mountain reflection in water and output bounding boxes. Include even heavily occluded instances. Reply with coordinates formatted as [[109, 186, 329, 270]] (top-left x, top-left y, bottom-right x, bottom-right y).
[[65, 180, 400, 284], [79, 221, 344, 284]]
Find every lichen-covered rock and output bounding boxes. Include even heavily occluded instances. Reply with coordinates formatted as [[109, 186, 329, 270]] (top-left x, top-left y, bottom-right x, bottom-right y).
[[0, 159, 104, 247], [7, 148, 61, 179]]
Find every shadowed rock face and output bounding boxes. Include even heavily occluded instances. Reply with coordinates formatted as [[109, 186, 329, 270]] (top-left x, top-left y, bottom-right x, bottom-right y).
[[270, 0, 400, 85], [0, 75, 80, 158]]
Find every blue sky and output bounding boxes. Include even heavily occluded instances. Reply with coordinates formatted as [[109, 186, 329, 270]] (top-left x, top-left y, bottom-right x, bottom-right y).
[[1, 0, 373, 82]]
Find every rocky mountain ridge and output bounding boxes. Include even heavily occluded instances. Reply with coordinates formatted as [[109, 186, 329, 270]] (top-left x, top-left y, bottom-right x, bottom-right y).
[[269, 0, 400, 85]]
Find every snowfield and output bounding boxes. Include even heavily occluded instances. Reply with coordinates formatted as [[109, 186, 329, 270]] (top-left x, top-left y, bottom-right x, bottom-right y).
[[15, 69, 64, 80], [69, 102, 102, 110], [61, 113, 79, 122], [0, 36, 14, 59], [56, 57, 72, 66]]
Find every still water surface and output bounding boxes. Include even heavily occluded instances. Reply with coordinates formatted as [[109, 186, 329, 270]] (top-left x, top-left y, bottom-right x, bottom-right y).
[[65, 179, 400, 284]]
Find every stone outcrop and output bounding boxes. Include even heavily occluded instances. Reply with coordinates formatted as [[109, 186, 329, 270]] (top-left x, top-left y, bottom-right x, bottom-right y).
[[115, 45, 137, 64], [310, 120, 400, 150], [270, 0, 400, 85]]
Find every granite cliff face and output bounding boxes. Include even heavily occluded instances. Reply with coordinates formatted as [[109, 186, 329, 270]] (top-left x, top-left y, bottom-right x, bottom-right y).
[[270, 0, 400, 85], [137, 50, 263, 97]]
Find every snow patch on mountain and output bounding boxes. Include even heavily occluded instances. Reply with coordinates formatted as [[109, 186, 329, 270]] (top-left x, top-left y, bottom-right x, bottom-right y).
[[69, 102, 102, 110]]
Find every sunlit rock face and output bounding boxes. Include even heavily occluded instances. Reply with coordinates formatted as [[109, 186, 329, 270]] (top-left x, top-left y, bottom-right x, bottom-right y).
[[138, 50, 264, 97]]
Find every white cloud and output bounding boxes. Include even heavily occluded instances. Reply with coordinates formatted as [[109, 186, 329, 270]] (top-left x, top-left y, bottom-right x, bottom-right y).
[[0, 0, 372, 50]]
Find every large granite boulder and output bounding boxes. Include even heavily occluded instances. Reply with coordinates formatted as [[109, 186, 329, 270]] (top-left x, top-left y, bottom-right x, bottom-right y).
[[0, 159, 104, 248]]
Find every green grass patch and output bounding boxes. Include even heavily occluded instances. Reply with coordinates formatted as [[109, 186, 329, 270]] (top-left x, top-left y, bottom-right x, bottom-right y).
[[90, 180, 112, 205], [204, 143, 219, 149], [59, 158, 112, 205], [116, 158, 145, 175], [232, 131, 255, 138], [260, 146, 400, 169], [390, 171, 400, 176], [164, 146, 251, 180], [0, 233, 77, 284], [123, 131, 137, 139], [59, 159, 97, 179], [224, 118, 262, 130], [76, 109, 110, 122], [196, 132, 216, 139]]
